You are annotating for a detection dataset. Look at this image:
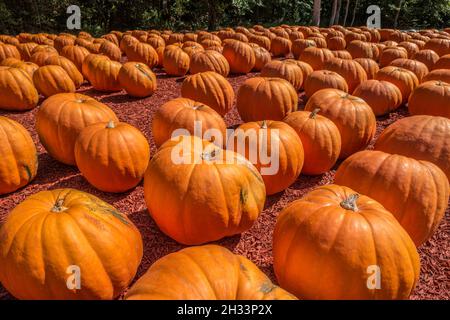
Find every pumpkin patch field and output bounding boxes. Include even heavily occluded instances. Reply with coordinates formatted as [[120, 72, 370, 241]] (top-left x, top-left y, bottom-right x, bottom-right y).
[[0, 24, 449, 301]]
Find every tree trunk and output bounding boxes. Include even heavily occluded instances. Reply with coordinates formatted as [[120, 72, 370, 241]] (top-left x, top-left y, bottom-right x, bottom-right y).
[[394, 0, 403, 28], [329, 0, 338, 27], [335, 0, 342, 25], [343, 0, 350, 26], [350, 0, 359, 26], [312, 0, 321, 26], [207, 0, 217, 30]]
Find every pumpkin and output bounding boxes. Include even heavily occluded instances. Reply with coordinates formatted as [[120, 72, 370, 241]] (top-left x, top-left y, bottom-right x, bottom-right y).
[[181, 71, 234, 116], [346, 40, 375, 59], [379, 47, 408, 67], [228, 120, 304, 195], [261, 60, 303, 91], [304, 70, 348, 98], [332, 50, 353, 60], [126, 42, 159, 68], [163, 45, 190, 76], [283, 109, 341, 175], [304, 88, 376, 158], [44, 55, 84, 88], [0, 67, 39, 111], [182, 43, 204, 58], [422, 68, 450, 83], [99, 40, 122, 61], [284, 59, 313, 89], [60, 45, 90, 72], [82, 54, 122, 92], [270, 36, 292, 57], [0, 188, 143, 299], [146, 36, 165, 50], [299, 47, 334, 70], [354, 58, 380, 79], [53, 35, 75, 53], [424, 38, 450, 56], [433, 54, 450, 70], [335, 150, 449, 246], [33, 65, 76, 97], [324, 57, 368, 93], [249, 44, 271, 71], [143, 135, 266, 245], [7, 61, 38, 79], [0, 116, 38, 195], [292, 39, 316, 59], [248, 35, 271, 51], [237, 77, 298, 122], [75, 121, 150, 192], [408, 80, 450, 118], [222, 39, 255, 74], [152, 97, 226, 147], [390, 58, 429, 82], [16, 42, 38, 61], [125, 245, 295, 300], [353, 80, 402, 116], [0, 44, 21, 62], [118, 62, 157, 98], [30, 50, 59, 67], [375, 66, 419, 103], [36, 93, 118, 165], [273, 184, 420, 299], [398, 41, 420, 58], [189, 50, 230, 77], [327, 36, 346, 50]]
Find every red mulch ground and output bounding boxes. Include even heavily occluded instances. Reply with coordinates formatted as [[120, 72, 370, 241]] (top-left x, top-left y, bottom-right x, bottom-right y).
[[0, 69, 448, 300]]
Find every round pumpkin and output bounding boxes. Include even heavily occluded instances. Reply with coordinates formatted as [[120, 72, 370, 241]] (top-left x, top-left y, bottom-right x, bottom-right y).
[[324, 58, 368, 93], [33, 65, 76, 98], [347, 40, 375, 59], [379, 47, 408, 67], [375, 66, 419, 104], [273, 184, 420, 299], [60, 45, 90, 72], [250, 45, 271, 71], [222, 40, 255, 74], [408, 80, 450, 118], [304, 88, 376, 158], [270, 36, 292, 57], [99, 40, 122, 61], [125, 245, 295, 300], [261, 60, 303, 91], [390, 58, 429, 82], [0, 188, 143, 299], [304, 70, 348, 98], [36, 93, 118, 165], [0, 44, 21, 62], [284, 59, 313, 89], [0, 66, 39, 111], [125, 41, 159, 68], [353, 80, 403, 116], [237, 77, 298, 122], [163, 45, 190, 76], [335, 150, 449, 246], [354, 58, 380, 79], [327, 36, 346, 50], [300, 47, 334, 70], [181, 71, 234, 116], [118, 62, 157, 98], [424, 38, 450, 56], [412, 49, 439, 71], [292, 39, 316, 59], [143, 135, 266, 245], [283, 109, 341, 175], [422, 68, 450, 83], [82, 54, 122, 92], [16, 42, 38, 61], [189, 50, 229, 77], [433, 54, 450, 70], [44, 55, 84, 88], [75, 121, 150, 192], [228, 120, 304, 195]]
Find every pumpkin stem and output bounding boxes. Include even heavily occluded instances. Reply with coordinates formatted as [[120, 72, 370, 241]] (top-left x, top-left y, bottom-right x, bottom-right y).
[[340, 194, 359, 212], [106, 120, 115, 129], [201, 148, 219, 161], [261, 120, 268, 129], [51, 198, 67, 213], [310, 108, 321, 119]]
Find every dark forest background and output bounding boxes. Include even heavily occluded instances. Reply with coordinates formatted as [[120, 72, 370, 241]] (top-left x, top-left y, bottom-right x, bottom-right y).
[[0, 0, 449, 36]]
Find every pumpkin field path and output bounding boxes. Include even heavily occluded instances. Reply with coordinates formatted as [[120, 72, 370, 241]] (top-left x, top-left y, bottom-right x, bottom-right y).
[[0, 70, 448, 300]]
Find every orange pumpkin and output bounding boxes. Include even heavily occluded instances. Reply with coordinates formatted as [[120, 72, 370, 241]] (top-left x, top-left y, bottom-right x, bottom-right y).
[[412, 50, 439, 71], [250, 44, 271, 71], [189, 50, 230, 77], [354, 58, 380, 79], [398, 41, 420, 58], [126, 42, 159, 68], [237, 77, 298, 122], [261, 60, 303, 91], [222, 40, 255, 74], [304, 88, 376, 158], [324, 57, 368, 93], [33, 65, 76, 97], [181, 71, 234, 116], [292, 39, 316, 59], [16, 42, 38, 61], [270, 36, 292, 57], [53, 35, 75, 53], [0, 44, 21, 62], [335, 150, 449, 246], [390, 58, 429, 82], [36, 93, 118, 165], [304, 70, 348, 98], [284, 59, 313, 88], [60, 45, 90, 72], [43, 55, 84, 88], [143, 135, 266, 245], [327, 36, 346, 50], [353, 80, 403, 116], [0, 66, 39, 111], [273, 184, 420, 299], [422, 68, 450, 83], [300, 47, 334, 70], [0, 188, 143, 299], [347, 40, 376, 59], [99, 40, 122, 61], [82, 54, 122, 92], [125, 245, 295, 300], [375, 66, 419, 103], [283, 109, 341, 175], [163, 45, 190, 76], [408, 80, 450, 118], [75, 121, 150, 192], [424, 38, 450, 56], [433, 54, 450, 70], [379, 47, 408, 67], [118, 62, 157, 98]]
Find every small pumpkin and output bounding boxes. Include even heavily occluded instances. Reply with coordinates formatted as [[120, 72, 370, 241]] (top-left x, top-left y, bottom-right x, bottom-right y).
[[33, 65, 76, 97], [408, 80, 450, 118], [353, 79, 402, 116], [304, 70, 348, 98], [118, 62, 157, 98]]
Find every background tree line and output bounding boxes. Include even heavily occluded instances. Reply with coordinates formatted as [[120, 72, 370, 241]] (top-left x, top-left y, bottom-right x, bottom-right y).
[[0, 0, 449, 36]]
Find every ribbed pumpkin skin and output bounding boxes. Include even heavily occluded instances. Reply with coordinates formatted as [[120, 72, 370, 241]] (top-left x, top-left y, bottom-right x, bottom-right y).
[[61, 45, 90, 72], [118, 62, 157, 98], [36, 93, 118, 165], [327, 36, 346, 50], [261, 60, 304, 91], [16, 42, 38, 61], [292, 39, 316, 59], [163, 45, 190, 76], [250, 45, 271, 71], [236, 77, 298, 122], [152, 97, 226, 147], [44, 55, 84, 88], [33, 65, 76, 97], [181, 71, 234, 116], [375, 66, 419, 104], [304, 89, 376, 158], [304, 70, 348, 98], [229, 121, 304, 195], [0, 117, 38, 195], [324, 58, 368, 93], [422, 68, 450, 83], [99, 40, 122, 61], [0, 188, 143, 300], [353, 79, 402, 116], [424, 38, 450, 57], [335, 150, 449, 246], [125, 42, 159, 68], [300, 47, 334, 70], [0, 67, 39, 111], [7, 61, 39, 79], [222, 40, 255, 74], [375, 115, 450, 181], [143, 135, 266, 245], [283, 110, 341, 175], [408, 81, 450, 118], [390, 58, 429, 82], [125, 245, 296, 300], [432, 53, 450, 70], [75, 121, 150, 192], [273, 184, 420, 300], [189, 50, 230, 77], [354, 58, 379, 79], [413, 49, 440, 71], [0, 44, 21, 62], [82, 55, 122, 92], [379, 47, 408, 67], [270, 36, 292, 57]]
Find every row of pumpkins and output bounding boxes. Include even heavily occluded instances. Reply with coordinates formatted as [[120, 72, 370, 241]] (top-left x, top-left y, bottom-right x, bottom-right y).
[[0, 24, 449, 300]]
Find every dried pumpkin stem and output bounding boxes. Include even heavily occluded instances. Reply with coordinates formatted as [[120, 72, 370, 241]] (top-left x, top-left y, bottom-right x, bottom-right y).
[[340, 194, 359, 212], [310, 108, 321, 119], [106, 120, 116, 129], [201, 148, 218, 161], [51, 198, 67, 213], [261, 120, 268, 129]]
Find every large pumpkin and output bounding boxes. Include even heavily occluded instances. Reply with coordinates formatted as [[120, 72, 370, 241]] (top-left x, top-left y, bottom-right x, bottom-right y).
[[250, 44, 271, 71], [304, 88, 376, 158], [261, 60, 304, 91], [273, 184, 420, 299], [222, 39, 255, 74], [236, 77, 298, 122], [60, 45, 90, 72], [0, 44, 21, 62], [304, 70, 348, 98], [0, 188, 143, 299], [283, 109, 341, 175], [82, 54, 122, 92], [44, 55, 84, 88], [163, 45, 190, 76], [33, 65, 76, 97], [75, 121, 150, 193], [270, 36, 292, 57], [324, 58, 368, 93], [422, 68, 450, 83], [36, 93, 118, 165], [379, 47, 408, 67], [152, 97, 226, 147], [335, 150, 449, 246], [353, 79, 402, 116], [125, 245, 295, 300], [408, 80, 450, 118], [125, 42, 159, 68], [354, 58, 380, 79], [0, 116, 38, 195], [413, 49, 440, 71], [292, 39, 316, 59], [390, 58, 429, 82], [0, 66, 39, 111], [189, 50, 230, 77], [228, 120, 304, 195], [99, 40, 122, 62], [375, 66, 419, 103], [118, 62, 157, 98], [432, 53, 450, 70], [300, 47, 334, 70], [143, 135, 266, 245]]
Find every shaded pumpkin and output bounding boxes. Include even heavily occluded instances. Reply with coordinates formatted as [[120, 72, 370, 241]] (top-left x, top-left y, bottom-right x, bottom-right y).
[[390, 58, 429, 82], [324, 57, 368, 93], [163, 45, 190, 76], [60, 45, 90, 72], [33, 65, 76, 98], [0, 44, 21, 62], [99, 40, 122, 61], [82, 54, 122, 92], [189, 50, 230, 77], [270, 36, 292, 57], [375, 66, 419, 104], [299, 47, 334, 70], [353, 80, 402, 116], [222, 40, 255, 74], [125, 42, 159, 68], [44, 55, 84, 88], [433, 54, 450, 70], [379, 47, 408, 67], [0, 66, 39, 111], [354, 58, 380, 79], [304, 70, 348, 98], [118, 62, 157, 98], [249, 44, 271, 71], [16, 42, 38, 61], [421, 68, 450, 83], [292, 39, 316, 59], [408, 80, 450, 118]]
